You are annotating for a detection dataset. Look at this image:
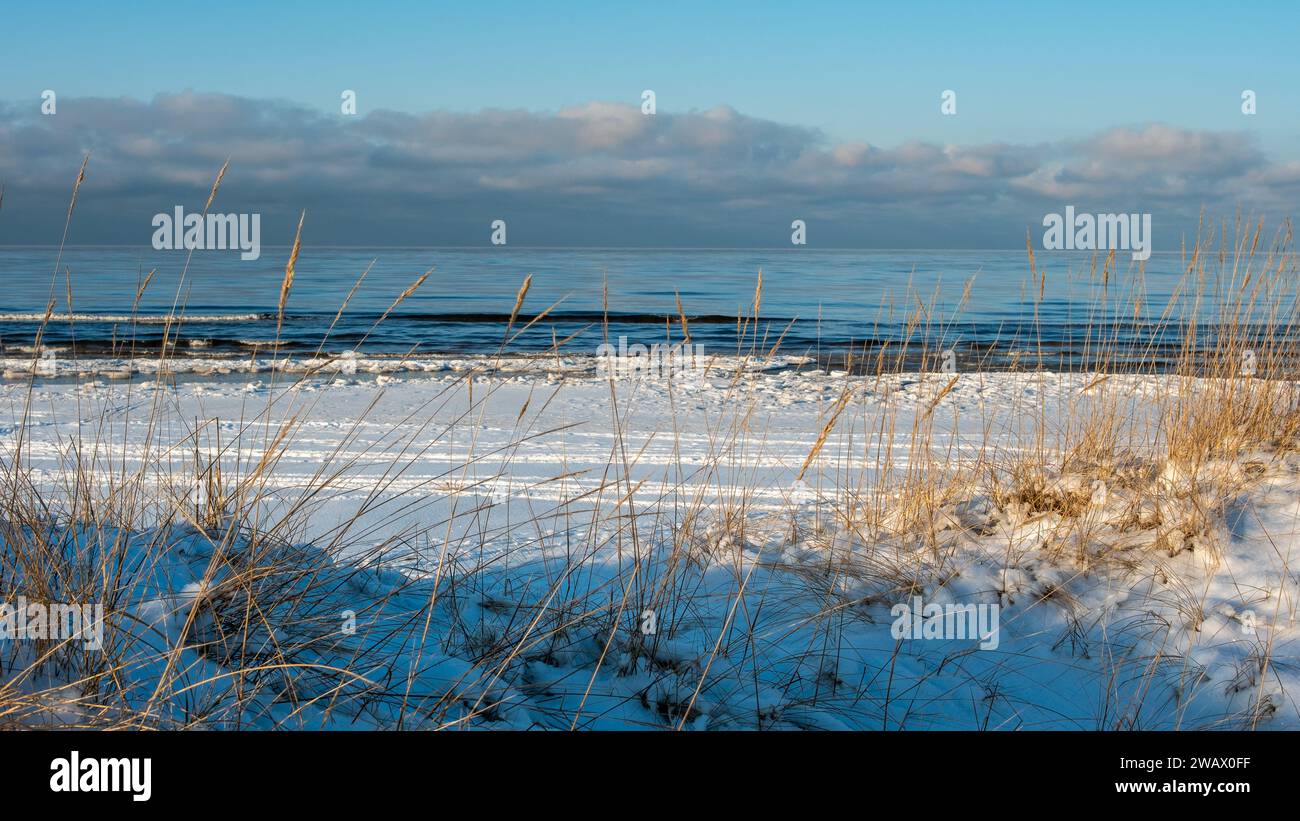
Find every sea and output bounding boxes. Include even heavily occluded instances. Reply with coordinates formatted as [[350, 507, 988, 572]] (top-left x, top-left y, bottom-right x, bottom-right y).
[[0, 246, 1293, 372]]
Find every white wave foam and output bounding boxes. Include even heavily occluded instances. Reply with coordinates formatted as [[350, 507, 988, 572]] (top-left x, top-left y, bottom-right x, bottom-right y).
[[0, 312, 265, 323]]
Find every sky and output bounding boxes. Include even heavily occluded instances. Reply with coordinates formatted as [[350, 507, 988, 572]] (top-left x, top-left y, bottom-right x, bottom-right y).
[[1, 0, 1297, 248]]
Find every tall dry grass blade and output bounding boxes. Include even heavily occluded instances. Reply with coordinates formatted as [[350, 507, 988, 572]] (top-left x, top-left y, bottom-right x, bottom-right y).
[[204, 159, 230, 214], [796, 388, 853, 482], [278, 211, 305, 331], [505, 274, 533, 341], [66, 154, 89, 223], [920, 375, 960, 421]]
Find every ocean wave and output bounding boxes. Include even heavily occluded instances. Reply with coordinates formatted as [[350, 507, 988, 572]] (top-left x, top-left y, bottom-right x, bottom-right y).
[[0, 312, 269, 323], [0, 310, 782, 325], [0, 351, 811, 381]]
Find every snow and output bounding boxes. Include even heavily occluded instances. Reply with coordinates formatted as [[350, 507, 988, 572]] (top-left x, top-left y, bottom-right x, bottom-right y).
[[1, 361, 1297, 729]]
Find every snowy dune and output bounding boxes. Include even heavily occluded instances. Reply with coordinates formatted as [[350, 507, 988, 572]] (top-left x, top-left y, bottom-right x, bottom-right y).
[[1, 360, 1297, 729]]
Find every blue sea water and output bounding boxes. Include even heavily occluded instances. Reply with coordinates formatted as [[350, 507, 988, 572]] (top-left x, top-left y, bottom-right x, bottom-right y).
[[0, 246, 1291, 370]]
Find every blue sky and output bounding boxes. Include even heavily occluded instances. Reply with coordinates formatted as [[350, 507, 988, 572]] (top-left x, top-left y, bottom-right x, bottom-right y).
[[1, 1, 1297, 247], [5, 0, 1294, 149]]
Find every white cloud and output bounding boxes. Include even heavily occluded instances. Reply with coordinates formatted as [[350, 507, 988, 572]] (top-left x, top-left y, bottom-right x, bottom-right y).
[[0, 92, 1286, 247]]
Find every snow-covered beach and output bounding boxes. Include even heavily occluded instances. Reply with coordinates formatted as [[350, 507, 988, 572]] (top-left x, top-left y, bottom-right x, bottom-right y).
[[4, 357, 1296, 729]]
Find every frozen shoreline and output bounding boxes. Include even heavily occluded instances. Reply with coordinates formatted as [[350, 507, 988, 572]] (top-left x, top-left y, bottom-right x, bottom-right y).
[[1, 363, 1160, 539]]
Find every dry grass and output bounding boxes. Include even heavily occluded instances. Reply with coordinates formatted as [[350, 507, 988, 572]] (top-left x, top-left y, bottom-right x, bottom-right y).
[[1, 163, 1297, 729]]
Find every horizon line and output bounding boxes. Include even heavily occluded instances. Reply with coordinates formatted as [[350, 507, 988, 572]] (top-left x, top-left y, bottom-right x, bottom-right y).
[[0, 244, 1194, 255]]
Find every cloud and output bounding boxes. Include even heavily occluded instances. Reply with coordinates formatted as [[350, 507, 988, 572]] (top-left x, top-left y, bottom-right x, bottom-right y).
[[0, 92, 1288, 247]]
